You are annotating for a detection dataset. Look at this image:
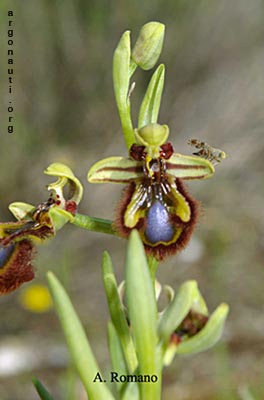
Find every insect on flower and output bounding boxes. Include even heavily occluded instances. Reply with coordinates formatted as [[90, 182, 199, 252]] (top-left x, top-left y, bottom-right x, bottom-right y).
[[88, 123, 215, 260], [187, 138, 226, 164]]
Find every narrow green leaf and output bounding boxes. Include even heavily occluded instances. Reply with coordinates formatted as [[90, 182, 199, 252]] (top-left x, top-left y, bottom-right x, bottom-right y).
[[102, 252, 138, 373], [108, 322, 127, 394], [166, 153, 215, 179], [158, 281, 197, 342], [33, 378, 55, 400], [87, 157, 143, 183], [113, 31, 134, 150], [122, 382, 140, 400], [177, 303, 229, 355], [138, 64, 165, 128], [125, 230, 161, 400], [47, 272, 115, 400]]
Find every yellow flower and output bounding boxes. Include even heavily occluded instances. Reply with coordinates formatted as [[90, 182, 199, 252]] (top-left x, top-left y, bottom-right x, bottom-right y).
[[19, 284, 53, 313]]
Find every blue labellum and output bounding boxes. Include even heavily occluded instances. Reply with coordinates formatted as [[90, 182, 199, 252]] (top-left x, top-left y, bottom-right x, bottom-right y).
[[145, 200, 174, 244], [0, 243, 15, 269]]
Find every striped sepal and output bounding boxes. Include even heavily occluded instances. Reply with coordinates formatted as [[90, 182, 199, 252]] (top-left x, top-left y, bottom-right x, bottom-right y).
[[88, 157, 144, 183], [166, 153, 215, 180]]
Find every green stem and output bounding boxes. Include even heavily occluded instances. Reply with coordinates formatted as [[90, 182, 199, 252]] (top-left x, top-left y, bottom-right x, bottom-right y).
[[147, 255, 159, 284], [72, 213, 116, 235]]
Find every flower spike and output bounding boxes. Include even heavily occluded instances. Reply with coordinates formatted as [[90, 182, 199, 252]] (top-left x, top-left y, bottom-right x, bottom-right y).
[[88, 123, 216, 260]]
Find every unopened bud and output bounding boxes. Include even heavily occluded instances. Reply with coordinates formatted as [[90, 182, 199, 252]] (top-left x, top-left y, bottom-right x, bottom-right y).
[[132, 22, 165, 70]]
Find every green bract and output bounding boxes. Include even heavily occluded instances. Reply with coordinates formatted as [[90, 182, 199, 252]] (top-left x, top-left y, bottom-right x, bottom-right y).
[[113, 30, 134, 150], [138, 64, 165, 129]]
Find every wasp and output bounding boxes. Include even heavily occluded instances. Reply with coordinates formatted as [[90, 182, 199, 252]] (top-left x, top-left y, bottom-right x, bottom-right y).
[[187, 139, 226, 164]]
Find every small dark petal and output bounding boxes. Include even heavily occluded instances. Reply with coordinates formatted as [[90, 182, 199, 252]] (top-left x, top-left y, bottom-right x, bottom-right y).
[[160, 142, 174, 159], [65, 200, 77, 214], [129, 144, 146, 161], [0, 240, 35, 294]]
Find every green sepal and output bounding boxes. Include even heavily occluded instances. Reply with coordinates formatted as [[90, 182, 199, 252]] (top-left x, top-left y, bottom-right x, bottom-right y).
[[158, 281, 199, 343], [166, 153, 215, 179], [113, 31, 135, 150], [177, 303, 229, 355], [44, 162, 83, 205], [47, 272, 115, 400], [102, 252, 138, 373], [32, 378, 55, 400], [9, 202, 35, 221], [88, 157, 143, 183], [138, 64, 165, 128], [131, 22, 165, 70], [48, 207, 74, 232], [125, 230, 161, 400]]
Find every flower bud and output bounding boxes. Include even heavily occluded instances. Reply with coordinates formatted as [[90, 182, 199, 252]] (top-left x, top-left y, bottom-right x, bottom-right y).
[[132, 22, 165, 70]]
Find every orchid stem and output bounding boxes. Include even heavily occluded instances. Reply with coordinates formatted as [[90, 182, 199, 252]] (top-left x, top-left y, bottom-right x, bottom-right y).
[[72, 213, 116, 236], [147, 255, 159, 283]]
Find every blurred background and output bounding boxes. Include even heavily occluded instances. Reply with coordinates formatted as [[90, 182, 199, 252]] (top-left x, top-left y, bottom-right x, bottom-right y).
[[0, 0, 264, 399]]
